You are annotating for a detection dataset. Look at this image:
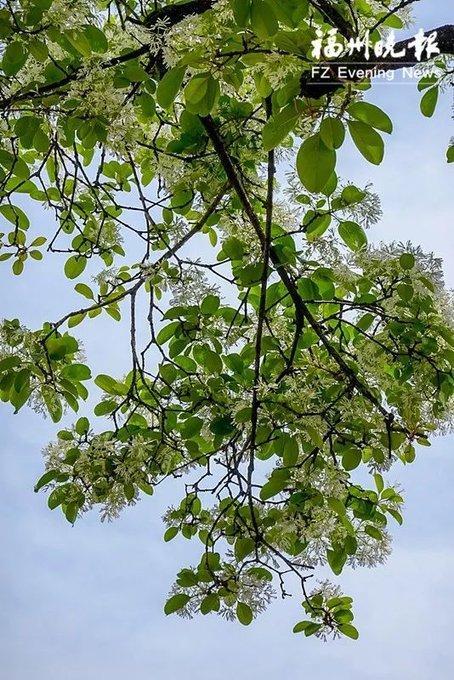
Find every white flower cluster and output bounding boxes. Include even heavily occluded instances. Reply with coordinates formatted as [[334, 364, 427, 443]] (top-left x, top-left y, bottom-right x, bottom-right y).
[[169, 561, 276, 621], [169, 266, 219, 306], [162, 0, 233, 69], [43, 432, 151, 521], [43, 0, 93, 30]]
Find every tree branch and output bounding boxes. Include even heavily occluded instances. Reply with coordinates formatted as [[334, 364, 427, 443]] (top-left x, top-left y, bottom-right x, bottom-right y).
[[309, 0, 355, 38], [44, 185, 228, 337], [0, 0, 215, 110], [200, 114, 390, 419], [144, 0, 213, 27], [247, 97, 275, 539]]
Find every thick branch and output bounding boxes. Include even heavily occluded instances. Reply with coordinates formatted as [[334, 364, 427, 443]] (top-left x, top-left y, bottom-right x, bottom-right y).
[[144, 0, 213, 26], [200, 115, 390, 419], [309, 0, 355, 38]]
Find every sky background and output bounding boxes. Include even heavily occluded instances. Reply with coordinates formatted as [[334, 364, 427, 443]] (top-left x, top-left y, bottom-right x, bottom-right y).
[[1, 2, 453, 678]]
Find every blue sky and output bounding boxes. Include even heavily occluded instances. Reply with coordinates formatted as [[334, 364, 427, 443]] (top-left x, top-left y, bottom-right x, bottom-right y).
[[1, 2, 453, 678]]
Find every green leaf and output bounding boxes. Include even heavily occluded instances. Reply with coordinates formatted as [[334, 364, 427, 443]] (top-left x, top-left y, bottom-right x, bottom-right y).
[[447, 145, 454, 163], [282, 436, 299, 466], [297, 134, 336, 193], [399, 253, 415, 270], [223, 236, 245, 260], [10, 380, 31, 412], [164, 526, 179, 542], [0, 204, 30, 229], [250, 0, 278, 38], [94, 399, 117, 416], [75, 283, 94, 299], [137, 93, 156, 119], [200, 294, 220, 315], [348, 120, 384, 165], [230, 0, 251, 26], [138, 480, 154, 495], [333, 608, 354, 624], [0, 150, 30, 179], [12, 259, 24, 276], [418, 74, 437, 92], [164, 593, 190, 615], [46, 335, 78, 360], [156, 66, 187, 109], [34, 469, 58, 492], [388, 508, 403, 525], [397, 283, 413, 301], [306, 425, 324, 449], [338, 623, 359, 639], [404, 444, 416, 463], [44, 392, 63, 422], [380, 13, 403, 28], [262, 99, 304, 150], [28, 39, 49, 62], [48, 485, 69, 510], [338, 221, 367, 251], [83, 24, 108, 53], [235, 537, 255, 561], [293, 620, 311, 633], [65, 29, 92, 57], [124, 482, 135, 501], [348, 102, 393, 133], [2, 41, 27, 76], [326, 548, 347, 575], [64, 502, 79, 524], [365, 525, 382, 540], [181, 416, 203, 438], [177, 569, 199, 588], [15, 116, 40, 148], [342, 447, 362, 471], [204, 348, 223, 374], [61, 363, 91, 381], [374, 473, 384, 494], [341, 185, 366, 206], [184, 74, 220, 115], [200, 593, 220, 614], [0, 356, 20, 373], [14, 367, 30, 393], [95, 374, 127, 396], [210, 415, 235, 436], [420, 87, 438, 118], [260, 477, 287, 500], [303, 622, 323, 637], [247, 566, 273, 582], [236, 601, 253, 625], [64, 448, 80, 465], [320, 117, 345, 150], [122, 60, 148, 83], [64, 256, 86, 279], [157, 321, 179, 345], [305, 213, 331, 241], [68, 313, 86, 328], [75, 416, 90, 435]]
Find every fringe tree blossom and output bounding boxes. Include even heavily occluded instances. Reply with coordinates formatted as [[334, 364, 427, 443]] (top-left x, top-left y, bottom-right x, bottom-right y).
[[0, 0, 453, 641]]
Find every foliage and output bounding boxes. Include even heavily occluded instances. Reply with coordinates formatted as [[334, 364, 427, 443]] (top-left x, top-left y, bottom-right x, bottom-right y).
[[0, 0, 453, 639]]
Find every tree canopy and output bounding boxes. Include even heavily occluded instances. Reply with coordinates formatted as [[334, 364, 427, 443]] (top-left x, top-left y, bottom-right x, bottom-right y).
[[0, 0, 453, 640]]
